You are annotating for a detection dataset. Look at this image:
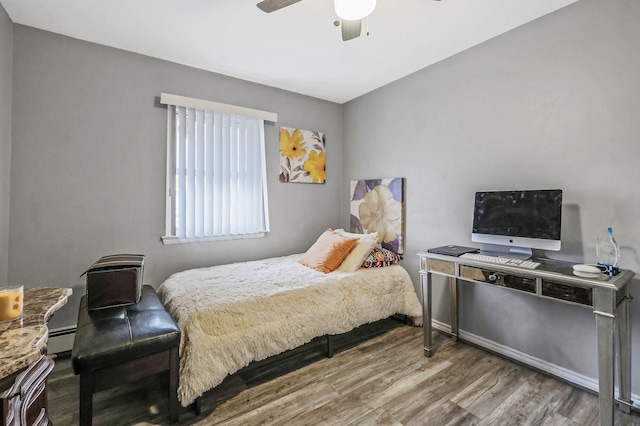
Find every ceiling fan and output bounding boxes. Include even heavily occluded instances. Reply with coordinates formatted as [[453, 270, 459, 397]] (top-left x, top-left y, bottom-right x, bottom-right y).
[[256, 0, 377, 41]]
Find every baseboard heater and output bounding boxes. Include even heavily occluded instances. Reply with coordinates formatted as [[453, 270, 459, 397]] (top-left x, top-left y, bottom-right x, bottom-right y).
[[48, 326, 77, 354], [49, 325, 76, 337]]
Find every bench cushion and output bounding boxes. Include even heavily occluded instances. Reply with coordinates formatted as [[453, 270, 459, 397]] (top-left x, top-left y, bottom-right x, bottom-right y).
[[72, 285, 180, 373]]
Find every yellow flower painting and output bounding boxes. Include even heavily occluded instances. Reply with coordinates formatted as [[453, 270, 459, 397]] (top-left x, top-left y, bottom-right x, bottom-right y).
[[350, 178, 405, 255], [279, 127, 325, 184]]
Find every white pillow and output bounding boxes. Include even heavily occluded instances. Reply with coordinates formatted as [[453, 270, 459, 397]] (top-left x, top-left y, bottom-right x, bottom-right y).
[[335, 229, 379, 272]]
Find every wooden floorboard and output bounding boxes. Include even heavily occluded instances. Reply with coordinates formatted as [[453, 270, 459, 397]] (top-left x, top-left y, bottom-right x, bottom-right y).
[[48, 320, 640, 425]]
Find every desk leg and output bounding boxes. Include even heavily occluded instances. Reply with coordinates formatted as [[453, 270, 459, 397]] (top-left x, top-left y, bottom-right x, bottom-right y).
[[594, 288, 616, 426], [450, 277, 459, 342], [422, 271, 433, 357], [617, 284, 633, 413]]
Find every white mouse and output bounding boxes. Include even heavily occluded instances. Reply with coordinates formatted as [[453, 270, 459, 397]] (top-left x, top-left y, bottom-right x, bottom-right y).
[[573, 264, 602, 274]]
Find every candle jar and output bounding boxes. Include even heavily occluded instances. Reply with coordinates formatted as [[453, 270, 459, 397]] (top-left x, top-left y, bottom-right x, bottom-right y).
[[0, 285, 24, 323]]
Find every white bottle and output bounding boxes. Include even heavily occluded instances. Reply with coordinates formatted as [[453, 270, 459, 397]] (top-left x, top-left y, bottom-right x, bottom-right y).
[[596, 227, 620, 267]]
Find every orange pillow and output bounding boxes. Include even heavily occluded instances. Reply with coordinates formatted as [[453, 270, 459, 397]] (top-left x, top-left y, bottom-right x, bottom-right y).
[[299, 229, 359, 273]]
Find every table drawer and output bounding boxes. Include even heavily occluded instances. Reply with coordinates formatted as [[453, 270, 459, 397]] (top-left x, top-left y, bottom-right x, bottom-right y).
[[460, 265, 536, 293], [541, 280, 593, 307], [428, 259, 456, 275]]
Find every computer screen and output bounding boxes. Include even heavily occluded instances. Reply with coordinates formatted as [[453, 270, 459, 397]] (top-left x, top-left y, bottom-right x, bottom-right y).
[[471, 189, 563, 256]]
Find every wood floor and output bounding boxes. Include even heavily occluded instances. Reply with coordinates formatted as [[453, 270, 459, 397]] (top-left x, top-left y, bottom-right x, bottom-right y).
[[48, 321, 640, 425]]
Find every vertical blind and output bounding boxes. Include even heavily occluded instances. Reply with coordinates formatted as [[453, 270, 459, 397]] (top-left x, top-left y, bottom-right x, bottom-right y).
[[163, 95, 274, 240]]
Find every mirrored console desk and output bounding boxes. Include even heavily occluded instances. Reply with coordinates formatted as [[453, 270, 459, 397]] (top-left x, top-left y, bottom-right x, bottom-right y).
[[418, 250, 634, 426]]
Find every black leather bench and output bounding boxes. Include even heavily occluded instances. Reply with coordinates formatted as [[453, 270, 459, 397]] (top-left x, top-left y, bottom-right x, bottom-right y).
[[72, 285, 180, 425]]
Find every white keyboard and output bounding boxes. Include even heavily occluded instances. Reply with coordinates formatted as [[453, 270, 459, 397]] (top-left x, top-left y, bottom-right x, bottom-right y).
[[460, 253, 540, 269]]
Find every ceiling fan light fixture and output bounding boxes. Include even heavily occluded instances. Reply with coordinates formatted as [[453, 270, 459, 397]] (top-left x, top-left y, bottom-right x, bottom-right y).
[[334, 0, 376, 21]]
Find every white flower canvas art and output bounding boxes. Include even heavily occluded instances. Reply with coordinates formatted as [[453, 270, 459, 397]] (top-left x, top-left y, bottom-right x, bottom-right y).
[[350, 178, 405, 255]]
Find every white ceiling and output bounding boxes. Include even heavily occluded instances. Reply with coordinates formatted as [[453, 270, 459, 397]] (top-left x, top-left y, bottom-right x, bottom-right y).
[[1, 0, 577, 104]]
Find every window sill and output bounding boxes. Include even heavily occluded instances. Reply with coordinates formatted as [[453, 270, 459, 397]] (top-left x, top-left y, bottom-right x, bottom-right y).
[[161, 232, 266, 245]]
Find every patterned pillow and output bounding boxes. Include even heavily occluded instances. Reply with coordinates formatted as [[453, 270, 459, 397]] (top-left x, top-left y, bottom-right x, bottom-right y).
[[362, 245, 401, 268]]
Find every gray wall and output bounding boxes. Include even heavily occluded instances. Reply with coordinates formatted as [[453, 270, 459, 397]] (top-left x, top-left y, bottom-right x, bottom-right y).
[[9, 26, 343, 328], [0, 4, 12, 283], [343, 0, 640, 392], [5, 0, 640, 396]]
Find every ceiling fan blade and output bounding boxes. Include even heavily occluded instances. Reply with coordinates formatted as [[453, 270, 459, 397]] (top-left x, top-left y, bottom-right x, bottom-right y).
[[341, 19, 362, 41], [257, 0, 303, 13]]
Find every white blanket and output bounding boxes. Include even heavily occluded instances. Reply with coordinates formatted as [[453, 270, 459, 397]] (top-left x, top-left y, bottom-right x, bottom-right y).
[[158, 254, 423, 406]]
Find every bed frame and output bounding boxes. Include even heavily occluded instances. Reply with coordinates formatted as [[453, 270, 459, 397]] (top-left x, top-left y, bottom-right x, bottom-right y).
[[191, 315, 411, 415]]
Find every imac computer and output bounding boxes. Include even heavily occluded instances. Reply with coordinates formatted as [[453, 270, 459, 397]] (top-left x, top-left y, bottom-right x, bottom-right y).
[[471, 189, 563, 258]]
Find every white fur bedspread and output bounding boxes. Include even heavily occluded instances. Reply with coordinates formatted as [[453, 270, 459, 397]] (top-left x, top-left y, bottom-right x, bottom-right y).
[[157, 254, 423, 406]]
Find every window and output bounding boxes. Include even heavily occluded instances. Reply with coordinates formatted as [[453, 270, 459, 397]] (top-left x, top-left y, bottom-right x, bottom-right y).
[[160, 94, 277, 244]]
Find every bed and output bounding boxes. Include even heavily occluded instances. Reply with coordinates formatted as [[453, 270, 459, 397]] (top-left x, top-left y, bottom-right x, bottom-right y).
[[158, 232, 423, 407]]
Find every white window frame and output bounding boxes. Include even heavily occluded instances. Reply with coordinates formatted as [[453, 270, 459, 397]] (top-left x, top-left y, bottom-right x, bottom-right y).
[[160, 93, 277, 244]]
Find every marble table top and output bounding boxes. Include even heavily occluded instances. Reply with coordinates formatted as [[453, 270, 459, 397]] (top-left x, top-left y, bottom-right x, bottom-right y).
[[0, 287, 72, 379]]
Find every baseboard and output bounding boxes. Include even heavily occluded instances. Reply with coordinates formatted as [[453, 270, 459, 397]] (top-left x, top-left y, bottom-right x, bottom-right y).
[[432, 319, 640, 410], [48, 326, 76, 354]]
